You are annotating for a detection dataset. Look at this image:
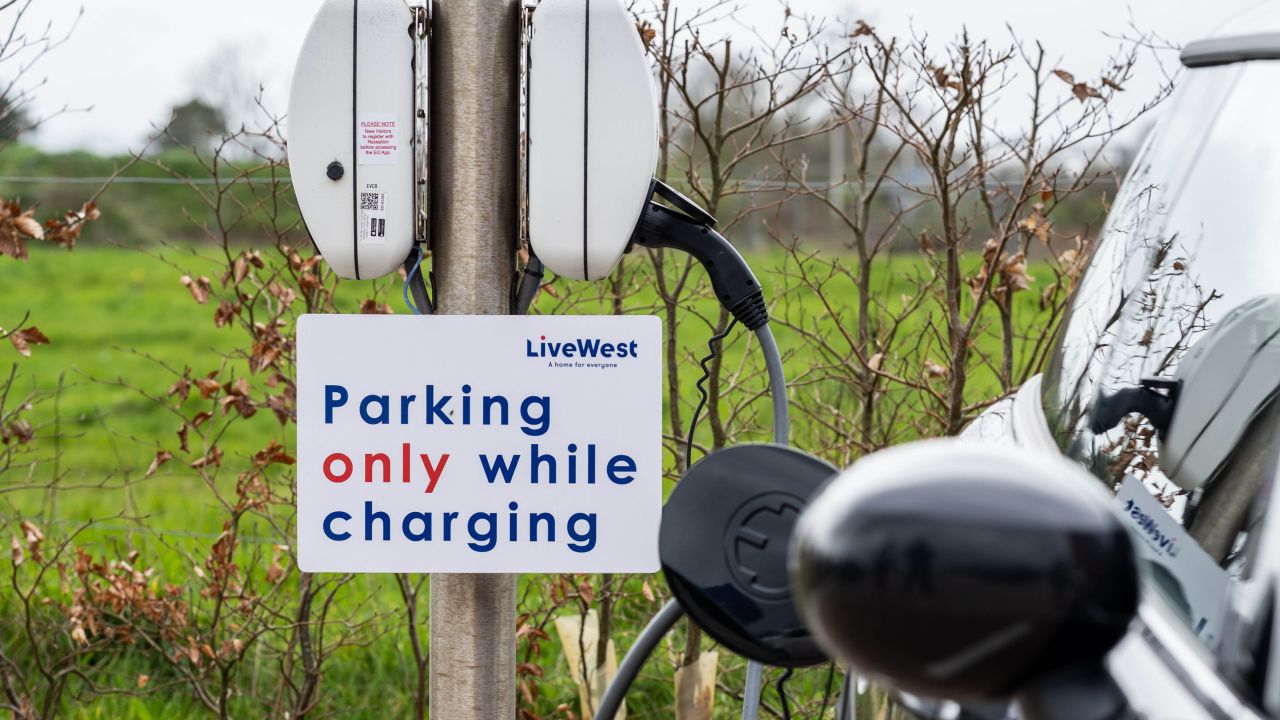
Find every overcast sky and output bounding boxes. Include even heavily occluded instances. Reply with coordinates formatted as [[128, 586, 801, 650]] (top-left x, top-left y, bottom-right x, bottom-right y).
[[14, 0, 1267, 154]]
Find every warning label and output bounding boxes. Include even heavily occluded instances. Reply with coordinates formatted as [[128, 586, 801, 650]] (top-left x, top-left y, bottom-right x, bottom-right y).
[[359, 186, 387, 245], [358, 113, 400, 165]]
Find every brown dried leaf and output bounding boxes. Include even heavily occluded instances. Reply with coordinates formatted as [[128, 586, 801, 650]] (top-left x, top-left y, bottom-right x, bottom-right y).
[[213, 300, 239, 328], [999, 252, 1034, 293], [221, 393, 256, 418], [180, 275, 212, 305], [923, 360, 949, 379], [266, 560, 285, 584], [232, 254, 249, 285], [250, 342, 280, 373], [225, 377, 250, 398], [1018, 206, 1051, 244], [0, 225, 26, 259], [1052, 69, 1075, 85], [191, 445, 223, 470], [253, 441, 296, 467], [298, 273, 322, 294], [168, 375, 191, 402], [146, 450, 173, 479], [195, 376, 221, 399], [916, 231, 933, 255], [19, 521, 40, 546], [359, 298, 393, 315], [635, 20, 656, 48], [266, 394, 292, 426], [13, 214, 43, 239], [9, 326, 50, 357], [1072, 82, 1102, 102], [7, 419, 33, 445], [266, 281, 297, 307]]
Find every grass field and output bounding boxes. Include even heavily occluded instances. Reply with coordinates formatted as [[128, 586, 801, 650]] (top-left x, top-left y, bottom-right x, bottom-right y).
[[0, 241, 1046, 718]]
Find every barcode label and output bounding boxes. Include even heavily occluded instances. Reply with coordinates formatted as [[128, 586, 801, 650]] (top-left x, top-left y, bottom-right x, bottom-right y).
[[359, 188, 388, 246]]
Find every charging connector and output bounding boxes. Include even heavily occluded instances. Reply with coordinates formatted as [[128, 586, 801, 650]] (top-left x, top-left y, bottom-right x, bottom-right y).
[[629, 182, 768, 330]]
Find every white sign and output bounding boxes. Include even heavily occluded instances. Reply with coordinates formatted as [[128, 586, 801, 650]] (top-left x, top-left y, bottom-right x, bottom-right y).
[[296, 314, 662, 573], [358, 112, 400, 165], [1115, 475, 1229, 646]]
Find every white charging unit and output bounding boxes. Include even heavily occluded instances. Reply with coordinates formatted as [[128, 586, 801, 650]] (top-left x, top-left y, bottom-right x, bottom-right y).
[[288, 0, 425, 280], [527, 0, 659, 281]]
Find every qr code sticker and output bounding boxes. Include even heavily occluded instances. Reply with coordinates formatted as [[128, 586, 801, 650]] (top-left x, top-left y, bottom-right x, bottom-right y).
[[359, 189, 388, 246]]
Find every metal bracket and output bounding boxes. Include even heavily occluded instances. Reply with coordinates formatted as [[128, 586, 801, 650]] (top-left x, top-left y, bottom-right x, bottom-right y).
[[411, 1, 432, 247], [517, 0, 537, 252]]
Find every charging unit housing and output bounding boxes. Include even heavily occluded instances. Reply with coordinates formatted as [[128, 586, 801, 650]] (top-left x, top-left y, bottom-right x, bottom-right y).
[[288, 0, 424, 280], [526, 0, 659, 281]]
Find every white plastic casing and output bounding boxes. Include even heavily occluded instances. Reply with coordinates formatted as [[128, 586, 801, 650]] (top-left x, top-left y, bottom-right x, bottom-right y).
[[288, 0, 416, 280], [528, 0, 659, 281]]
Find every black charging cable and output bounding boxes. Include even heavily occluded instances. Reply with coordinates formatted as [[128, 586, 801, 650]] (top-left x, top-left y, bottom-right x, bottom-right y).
[[776, 667, 794, 720], [594, 181, 788, 720], [402, 245, 434, 314], [511, 254, 545, 315], [686, 318, 738, 472]]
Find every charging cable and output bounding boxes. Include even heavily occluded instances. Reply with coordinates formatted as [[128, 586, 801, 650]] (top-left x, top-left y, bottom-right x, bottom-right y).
[[594, 320, 789, 720], [401, 245, 433, 315]]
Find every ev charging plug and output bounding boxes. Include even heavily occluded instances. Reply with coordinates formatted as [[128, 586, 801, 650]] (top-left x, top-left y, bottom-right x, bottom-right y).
[[629, 181, 769, 331]]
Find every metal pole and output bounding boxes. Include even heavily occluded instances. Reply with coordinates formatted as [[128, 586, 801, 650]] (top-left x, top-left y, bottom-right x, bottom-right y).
[[428, 0, 519, 717]]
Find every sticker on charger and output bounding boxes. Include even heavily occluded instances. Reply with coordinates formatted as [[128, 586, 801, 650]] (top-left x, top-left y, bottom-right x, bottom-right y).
[[358, 113, 400, 165], [1115, 475, 1228, 646], [359, 188, 387, 245]]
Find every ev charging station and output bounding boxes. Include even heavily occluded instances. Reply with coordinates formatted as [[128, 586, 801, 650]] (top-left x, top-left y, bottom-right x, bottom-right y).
[[289, 1, 832, 718], [287, 0, 427, 281], [526, 0, 658, 280]]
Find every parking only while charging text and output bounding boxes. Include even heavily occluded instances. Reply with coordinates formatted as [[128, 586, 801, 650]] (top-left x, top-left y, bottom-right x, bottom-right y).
[[295, 314, 661, 574]]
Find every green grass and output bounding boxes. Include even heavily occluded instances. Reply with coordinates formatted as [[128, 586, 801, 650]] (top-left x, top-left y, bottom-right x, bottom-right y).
[[0, 242, 1048, 718], [2, 246, 276, 538]]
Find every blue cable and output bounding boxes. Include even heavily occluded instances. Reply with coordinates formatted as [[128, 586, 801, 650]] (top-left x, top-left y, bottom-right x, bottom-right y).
[[403, 248, 425, 315]]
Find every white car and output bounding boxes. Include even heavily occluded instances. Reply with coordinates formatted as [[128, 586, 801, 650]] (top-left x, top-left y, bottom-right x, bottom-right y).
[[908, 4, 1280, 718]]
